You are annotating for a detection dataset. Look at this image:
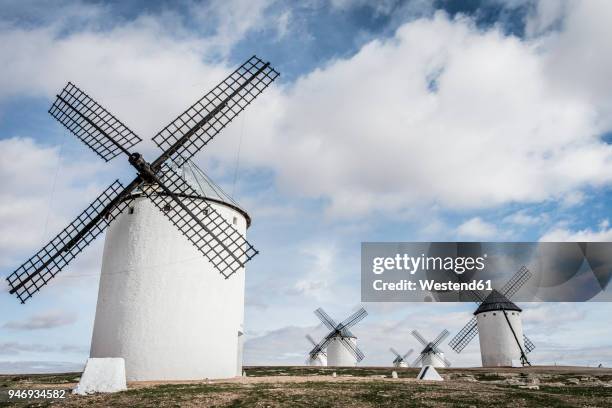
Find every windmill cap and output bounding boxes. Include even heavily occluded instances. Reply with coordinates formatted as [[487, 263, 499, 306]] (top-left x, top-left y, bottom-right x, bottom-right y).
[[334, 329, 356, 338], [474, 289, 522, 315], [130, 160, 252, 227]]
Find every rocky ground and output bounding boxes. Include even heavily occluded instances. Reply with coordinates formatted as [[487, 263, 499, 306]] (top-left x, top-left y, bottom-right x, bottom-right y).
[[1, 366, 611, 407]]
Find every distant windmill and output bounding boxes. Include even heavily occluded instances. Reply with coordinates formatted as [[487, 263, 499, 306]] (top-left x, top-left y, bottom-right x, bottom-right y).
[[411, 329, 451, 368], [448, 266, 536, 367], [5, 56, 279, 380], [311, 307, 368, 366], [389, 347, 413, 368], [305, 334, 327, 366]]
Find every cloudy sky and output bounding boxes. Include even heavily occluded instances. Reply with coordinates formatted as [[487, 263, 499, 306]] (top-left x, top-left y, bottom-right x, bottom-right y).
[[1, 0, 612, 373]]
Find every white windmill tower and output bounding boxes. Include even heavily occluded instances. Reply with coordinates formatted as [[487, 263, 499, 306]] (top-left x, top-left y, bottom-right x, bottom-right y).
[[411, 329, 451, 368], [389, 347, 413, 368], [448, 266, 536, 367], [312, 307, 368, 367], [91, 161, 254, 380], [306, 334, 327, 366], [5, 56, 279, 381]]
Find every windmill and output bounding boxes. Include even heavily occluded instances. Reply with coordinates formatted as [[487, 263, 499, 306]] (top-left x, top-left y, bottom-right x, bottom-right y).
[[5, 56, 279, 380], [305, 334, 327, 366], [389, 347, 413, 368], [448, 266, 536, 367], [411, 329, 451, 368], [311, 307, 368, 367]]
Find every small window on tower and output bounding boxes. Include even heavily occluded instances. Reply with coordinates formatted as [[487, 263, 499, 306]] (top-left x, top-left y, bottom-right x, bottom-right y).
[[493, 313, 496, 316], [129, 207, 134, 214], [233, 216, 237, 225]]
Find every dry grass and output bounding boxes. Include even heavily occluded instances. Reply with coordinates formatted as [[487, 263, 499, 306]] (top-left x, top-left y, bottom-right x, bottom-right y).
[[1, 366, 611, 407]]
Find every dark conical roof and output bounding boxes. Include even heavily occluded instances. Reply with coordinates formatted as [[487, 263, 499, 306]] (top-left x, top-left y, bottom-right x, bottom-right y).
[[474, 289, 522, 315]]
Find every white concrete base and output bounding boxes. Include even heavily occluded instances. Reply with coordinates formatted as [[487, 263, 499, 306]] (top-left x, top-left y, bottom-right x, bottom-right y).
[[73, 358, 127, 395], [416, 365, 443, 381]]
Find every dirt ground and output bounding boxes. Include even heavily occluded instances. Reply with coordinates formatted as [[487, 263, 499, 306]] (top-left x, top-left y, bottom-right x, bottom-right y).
[[1, 365, 611, 407]]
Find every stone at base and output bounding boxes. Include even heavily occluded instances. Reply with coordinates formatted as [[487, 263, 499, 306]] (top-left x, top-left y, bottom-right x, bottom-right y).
[[416, 365, 443, 381], [73, 358, 127, 395]]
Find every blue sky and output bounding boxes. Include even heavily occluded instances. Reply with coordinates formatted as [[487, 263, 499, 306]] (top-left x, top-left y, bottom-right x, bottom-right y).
[[1, 0, 612, 372]]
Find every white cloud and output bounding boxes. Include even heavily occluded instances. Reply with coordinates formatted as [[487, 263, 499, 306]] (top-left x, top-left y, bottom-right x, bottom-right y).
[[0, 360, 83, 374], [535, 1, 612, 127], [275, 9, 291, 39], [0, 342, 54, 355], [0, 341, 86, 355], [0, 20, 233, 144], [522, 302, 586, 330], [190, 0, 282, 56], [0, 138, 112, 266], [525, 0, 569, 36], [503, 210, 546, 226], [329, 0, 434, 18], [540, 221, 612, 242], [284, 244, 337, 299], [233, 10, 612, 217], [456, 217, 498, 239], [560, 190, 586, 208], [3, 310, 77, 330], [2, 7, 612, 219], [244, 325, 314, 365]]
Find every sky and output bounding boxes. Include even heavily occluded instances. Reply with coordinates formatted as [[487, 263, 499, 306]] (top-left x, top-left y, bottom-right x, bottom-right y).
[[1, 0, 612, 373]]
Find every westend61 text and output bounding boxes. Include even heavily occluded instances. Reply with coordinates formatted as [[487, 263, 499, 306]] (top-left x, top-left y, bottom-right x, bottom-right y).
[[372, 279, 493, 291]]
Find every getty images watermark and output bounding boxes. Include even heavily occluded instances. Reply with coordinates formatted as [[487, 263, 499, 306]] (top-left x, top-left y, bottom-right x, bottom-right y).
[[361, 242, 612, 302], [371, 251, 492, 292]]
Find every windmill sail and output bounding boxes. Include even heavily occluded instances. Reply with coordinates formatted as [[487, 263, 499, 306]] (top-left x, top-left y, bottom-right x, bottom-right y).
[[152, 56, 279, 167], [390, 347, 413, 364], [312, 307, 367, 364], [141, 164, 258, 278], [314, 307, 338, 331], [6, 180, 133, 303], [411, 329, 429, 347], [339, 336, 365, 361], [501, 266, 532, 299], [49, 82, 142, 161], [412, 329, 451, 367], [448, 316, 478, 353], [523, 334, 536, 353], [8, 55, 278, 304]]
